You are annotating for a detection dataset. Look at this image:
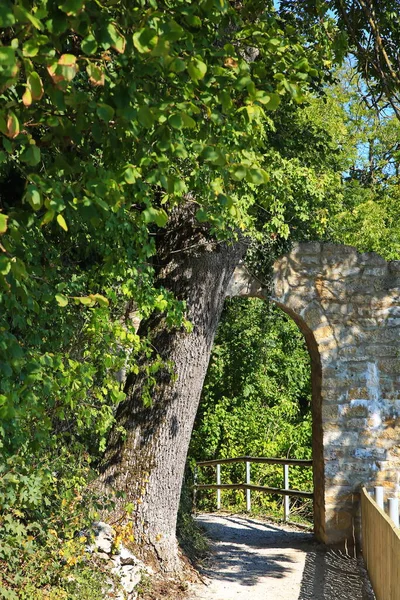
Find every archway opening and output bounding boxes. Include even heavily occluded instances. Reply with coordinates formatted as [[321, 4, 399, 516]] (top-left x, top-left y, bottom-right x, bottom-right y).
[[185, 296, 324, 540]]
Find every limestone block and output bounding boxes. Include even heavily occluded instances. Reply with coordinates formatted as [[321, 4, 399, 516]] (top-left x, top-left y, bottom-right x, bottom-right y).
[[90, 523, 150, 600], [353, 447, 387, 460], [93, 521, 115, 555], [378, 358, 400, 374], [363, 266, 388, 277], [118, 545, 141, 566], [118, 565, 142, 593], [324, 266, 361, 280], [271, 276, 290, 301], [313, 325, 335, 343], [366, 344, 398, 357], [286, 273, 313, 289], [325, 509, 353, 532], [292, 241, 322, 256], [358, 251, 387, 265], [296, 253, 321, 265], [323, 429, 360, 446], [338, 401, 369, 419], [322, 404, 338, 422], [324, 486, 356, 505]]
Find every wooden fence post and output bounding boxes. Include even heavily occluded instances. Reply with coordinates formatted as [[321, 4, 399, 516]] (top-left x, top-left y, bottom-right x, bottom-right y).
[[389, 497, 399, 527], [283, 464, 290, 522], [193, 466, 198, 512], [216, 464, 221, 510], [246, 461, 251, 512], [375, 486, 384, 510]]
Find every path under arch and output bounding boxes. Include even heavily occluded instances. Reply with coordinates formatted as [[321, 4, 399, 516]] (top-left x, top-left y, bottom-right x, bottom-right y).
[[189, 514, 374, 600]]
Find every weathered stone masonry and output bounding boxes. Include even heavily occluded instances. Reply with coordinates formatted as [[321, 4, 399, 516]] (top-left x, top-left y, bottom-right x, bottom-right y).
[[228, 242, 400, 548]]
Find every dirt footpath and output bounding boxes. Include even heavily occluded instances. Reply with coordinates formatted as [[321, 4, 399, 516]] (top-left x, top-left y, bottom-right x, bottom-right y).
[[189, 514, 375, 600]]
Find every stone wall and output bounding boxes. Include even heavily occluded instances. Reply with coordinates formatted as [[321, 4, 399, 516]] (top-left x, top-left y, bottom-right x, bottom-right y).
[[228, 242, 400, 549]]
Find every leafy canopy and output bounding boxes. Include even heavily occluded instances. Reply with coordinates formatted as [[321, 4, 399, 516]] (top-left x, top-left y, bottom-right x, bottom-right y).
[[0, 0, 345, 595]]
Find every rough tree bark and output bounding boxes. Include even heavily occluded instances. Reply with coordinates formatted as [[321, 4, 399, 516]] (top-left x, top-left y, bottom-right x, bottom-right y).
[[98, 205, 245, 570]]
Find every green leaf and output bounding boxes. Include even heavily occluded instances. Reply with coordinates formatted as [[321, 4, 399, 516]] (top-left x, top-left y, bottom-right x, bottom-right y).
[[195, 209, 208, 222], [81, 34, 98, 55], [162, 19, 184, 42], [90, 293, 109, 307], [55, 294, 69, 307], [181, 113, 196, 128], [168, 113, 184, 130], [188, 57, 207, 81], [21, 145, 41, 166], [22, 87, 32, 106], [123, 165, 140, 184], [25, 185, 42, 211], [57, 214, 68, 231], [14, 6, 43, 30], [0, 213, 8, 234], [106, 23, 126, 53], [246, 168, 270, 185], [202, 147, 226, 166], [59, 0, 84, 16], [168, 111, 196, 130], [138, 106, 155, 128], [0, 2, 15, 27], [169, 57, 186, 73], [231, 165, 247, 181], [23, 39, 40, 58], [0, 47, 17, 78], [28, 72, 44, 101], [294, 57, 309, 72], [96, 103, 114, 122], [143, 207, 168, 227], [78, 296, 94, 305], [264, 93, 280, 111], [41, 209, 55, 225], [133, 28, 158, 53], [87, 63, 104, 86], [0, 255, 10, 275]]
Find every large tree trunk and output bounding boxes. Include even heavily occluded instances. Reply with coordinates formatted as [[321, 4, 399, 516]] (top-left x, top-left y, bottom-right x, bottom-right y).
[[99, 206, 245, 570]]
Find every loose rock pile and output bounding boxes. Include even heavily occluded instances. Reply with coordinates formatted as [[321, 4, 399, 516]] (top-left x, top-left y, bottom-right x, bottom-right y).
[[89, 521, 152, 599]]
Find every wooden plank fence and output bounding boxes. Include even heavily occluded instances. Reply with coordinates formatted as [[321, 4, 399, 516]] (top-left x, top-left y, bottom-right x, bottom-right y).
[[194, 455, 313, 521], [361, 487, 400, 600]]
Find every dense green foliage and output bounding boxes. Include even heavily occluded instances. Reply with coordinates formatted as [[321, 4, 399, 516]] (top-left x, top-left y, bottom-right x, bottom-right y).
[[329, 67, 400, 259], [190, 299, 313, 519], [0, 0, 347, 596], [2, 0, 400, 593]]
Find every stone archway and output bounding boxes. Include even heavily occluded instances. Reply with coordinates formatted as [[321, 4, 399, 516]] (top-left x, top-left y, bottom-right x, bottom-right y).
[[228, 242, 400, 549]]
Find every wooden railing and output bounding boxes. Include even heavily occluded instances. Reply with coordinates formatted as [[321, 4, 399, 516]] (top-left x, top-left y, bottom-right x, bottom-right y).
[[194, 455, 313, 521], [361, 486, 400, 600]]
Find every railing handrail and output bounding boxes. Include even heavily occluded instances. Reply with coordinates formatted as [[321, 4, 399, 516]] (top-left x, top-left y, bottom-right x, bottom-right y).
[[196, 455, 313, 467], [193, 455, 313, 519], [194, 482, 313, 499]]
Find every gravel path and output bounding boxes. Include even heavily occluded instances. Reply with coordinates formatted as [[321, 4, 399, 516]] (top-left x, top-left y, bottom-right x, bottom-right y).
[[189, 514, 375, 600]]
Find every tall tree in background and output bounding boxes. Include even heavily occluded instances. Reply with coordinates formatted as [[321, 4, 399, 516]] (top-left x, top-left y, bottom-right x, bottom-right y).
[[281, 0, 400, 117]]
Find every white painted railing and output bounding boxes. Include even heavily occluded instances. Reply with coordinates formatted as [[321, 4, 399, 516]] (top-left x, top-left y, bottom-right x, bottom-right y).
[[373, 485, 399, 527], [194, 455, 313, 522]]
